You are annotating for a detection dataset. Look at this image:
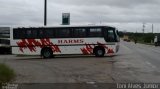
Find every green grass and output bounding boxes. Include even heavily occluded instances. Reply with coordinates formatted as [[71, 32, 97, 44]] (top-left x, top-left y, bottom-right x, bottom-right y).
[[0, 63, 15, 84]]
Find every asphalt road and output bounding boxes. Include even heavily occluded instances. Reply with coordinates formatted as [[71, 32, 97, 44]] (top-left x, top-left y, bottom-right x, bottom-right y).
[[0, 55, 115, 83], [0, 41, 160, 84], [112, 41, 160, 83]]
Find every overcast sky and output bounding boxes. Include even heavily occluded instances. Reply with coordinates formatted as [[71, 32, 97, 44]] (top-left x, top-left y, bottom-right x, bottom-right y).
[[0, 0, 160, 32]]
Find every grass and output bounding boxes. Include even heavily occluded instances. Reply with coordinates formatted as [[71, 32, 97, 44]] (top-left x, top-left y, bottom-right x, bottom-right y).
[[0, 63, 15, 84]]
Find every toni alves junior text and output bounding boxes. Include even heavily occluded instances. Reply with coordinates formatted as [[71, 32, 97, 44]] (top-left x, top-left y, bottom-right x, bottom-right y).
[[117, 83, 159, 89]]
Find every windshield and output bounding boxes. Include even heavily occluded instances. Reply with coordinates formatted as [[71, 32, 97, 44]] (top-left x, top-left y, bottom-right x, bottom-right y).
[[104, 27, 119, 42], [115, 29, 120, 42]]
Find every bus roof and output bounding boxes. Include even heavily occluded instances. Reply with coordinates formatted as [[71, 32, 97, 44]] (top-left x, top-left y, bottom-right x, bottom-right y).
[[13, 25, 115, 29]]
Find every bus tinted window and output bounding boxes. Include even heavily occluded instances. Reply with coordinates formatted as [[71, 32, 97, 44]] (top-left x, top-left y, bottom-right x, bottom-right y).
[[44, 28, 55, 38], [89, 28, 102, 37], [26, 28, 37, 38], [13, 28, 25, 39], [38, 29, 44, 38], [56, 29, 71, 38], [26, 29, 32, 38], [73, 28, 86, 37], [13, 29, 18, 39]]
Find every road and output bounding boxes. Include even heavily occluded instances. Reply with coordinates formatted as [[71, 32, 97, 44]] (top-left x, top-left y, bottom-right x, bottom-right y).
[[0, 55, 115, 83], [0, 41, 160, 84], [112, 41, 160, 83]]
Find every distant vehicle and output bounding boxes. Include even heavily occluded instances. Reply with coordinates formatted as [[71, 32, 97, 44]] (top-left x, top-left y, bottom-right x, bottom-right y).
[[10, 25, 120, 58], [154, 34, 160, 46], [123, 35, 130, 42]]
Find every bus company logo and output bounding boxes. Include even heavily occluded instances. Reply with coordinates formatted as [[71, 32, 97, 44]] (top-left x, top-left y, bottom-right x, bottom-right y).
[[17, 39, 61, 53], [81, 42, 114, 55], [58, 39, 84, 44]]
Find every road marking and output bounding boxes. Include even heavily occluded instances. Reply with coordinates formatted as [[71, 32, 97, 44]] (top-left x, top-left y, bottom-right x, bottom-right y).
[[145, 61, 156, 69]]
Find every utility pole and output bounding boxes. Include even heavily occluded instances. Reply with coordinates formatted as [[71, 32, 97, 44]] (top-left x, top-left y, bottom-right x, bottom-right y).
[[44, 0, 47, 26], [142, 23, 145, 33], [152, 24, 154, 33]]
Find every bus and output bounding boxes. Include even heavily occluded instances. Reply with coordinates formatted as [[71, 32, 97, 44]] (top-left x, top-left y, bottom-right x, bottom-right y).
[[10, 25, 120, 58], [0, 27, 11, 54], [0, 38, 11, 54]]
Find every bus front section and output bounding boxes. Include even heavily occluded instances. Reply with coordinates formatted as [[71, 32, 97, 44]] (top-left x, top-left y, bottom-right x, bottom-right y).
[[103, 27, 120, 55]]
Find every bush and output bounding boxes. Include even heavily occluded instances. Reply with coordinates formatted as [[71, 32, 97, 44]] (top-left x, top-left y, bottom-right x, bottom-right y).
[[126, 33, 155, 43], [0, 63, 15, 84], [143, 34, 154, 43]]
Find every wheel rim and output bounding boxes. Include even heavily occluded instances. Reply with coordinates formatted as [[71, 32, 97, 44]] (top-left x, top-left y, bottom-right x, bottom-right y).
[[44, 50, 51, 58], [97, 50, 103, 55]]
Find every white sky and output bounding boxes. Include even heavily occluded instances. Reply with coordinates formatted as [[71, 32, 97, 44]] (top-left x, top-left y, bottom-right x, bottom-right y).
[[0, 0, 160, 33]]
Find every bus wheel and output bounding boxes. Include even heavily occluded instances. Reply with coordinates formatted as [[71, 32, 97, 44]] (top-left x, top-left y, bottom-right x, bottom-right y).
[[41, 48, 53, 59], [94, 47, 105, 57]]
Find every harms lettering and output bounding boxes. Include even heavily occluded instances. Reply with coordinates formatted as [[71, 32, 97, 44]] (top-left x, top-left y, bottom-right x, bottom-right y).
[[17, 39, 61, 53], [58, 39, 84, 44]]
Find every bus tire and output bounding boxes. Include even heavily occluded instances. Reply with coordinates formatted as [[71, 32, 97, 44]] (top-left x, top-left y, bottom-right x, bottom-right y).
[[94, 47, 105, 57], [41, 48, 53, 59]]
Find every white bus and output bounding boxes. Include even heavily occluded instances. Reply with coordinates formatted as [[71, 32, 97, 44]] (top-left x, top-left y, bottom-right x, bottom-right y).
[[10, 25, 120, 58]]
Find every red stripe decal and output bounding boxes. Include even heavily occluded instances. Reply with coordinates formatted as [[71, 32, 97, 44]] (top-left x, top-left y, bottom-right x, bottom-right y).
[[17, 39, 61, 53], [81, 42, 114, 55]]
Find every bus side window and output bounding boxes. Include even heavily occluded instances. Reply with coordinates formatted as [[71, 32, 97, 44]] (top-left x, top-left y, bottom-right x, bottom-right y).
[[13, 28, 25, 39], [56, 29, 71, 38], [13, 29, 19, 39], [89, 28, 102, 37], [44, 28, 55, 38], [32, 29, 38, 38], [73, 28, 86, 38], [38, 29, 44, 38], [25, 28, 37, 39]]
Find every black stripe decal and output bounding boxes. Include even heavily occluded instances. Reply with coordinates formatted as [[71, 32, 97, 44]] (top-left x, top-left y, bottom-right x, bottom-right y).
[[10, 43, 116, 47]]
